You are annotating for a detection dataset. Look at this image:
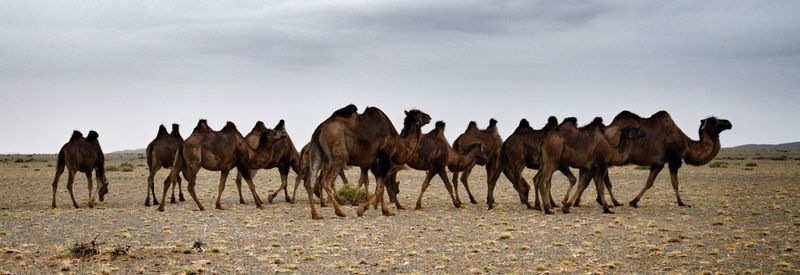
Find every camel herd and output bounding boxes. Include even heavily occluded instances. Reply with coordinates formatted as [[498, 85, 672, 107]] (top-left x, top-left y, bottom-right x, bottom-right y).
[[52, 105, 732, 219]]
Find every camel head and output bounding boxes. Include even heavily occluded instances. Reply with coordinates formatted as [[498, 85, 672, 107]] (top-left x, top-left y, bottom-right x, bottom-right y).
[[98, 176, 109, 202], [699, 117, 732, 136], [258, 129, 288, 148], [404, 109, 431, 128]]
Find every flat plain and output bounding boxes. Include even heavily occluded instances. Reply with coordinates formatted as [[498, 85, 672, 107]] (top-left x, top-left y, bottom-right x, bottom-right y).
[[1, 149, 799, 274]]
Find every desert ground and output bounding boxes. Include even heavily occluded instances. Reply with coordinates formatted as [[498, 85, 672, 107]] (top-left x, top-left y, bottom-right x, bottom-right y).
[[1, 150, 799, 274]]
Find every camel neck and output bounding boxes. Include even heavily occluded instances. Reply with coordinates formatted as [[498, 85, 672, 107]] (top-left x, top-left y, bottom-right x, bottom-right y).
[[684, 131, 720, 165]]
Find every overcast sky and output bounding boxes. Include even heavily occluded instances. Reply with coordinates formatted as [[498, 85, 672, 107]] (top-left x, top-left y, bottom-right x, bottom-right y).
[[1, 1, 798, 154]]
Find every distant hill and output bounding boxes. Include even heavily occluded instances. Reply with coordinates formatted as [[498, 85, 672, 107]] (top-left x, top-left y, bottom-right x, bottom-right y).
[[110, 148, 146, 154], [727, 142, 800, 150]]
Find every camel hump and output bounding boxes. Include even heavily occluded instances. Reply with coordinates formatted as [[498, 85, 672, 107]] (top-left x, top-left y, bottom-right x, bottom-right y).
[[69, 130, 84, 142], [651, 110, 672, 120], [86, 130, 99, 140], [614, 110, 642, 121], [171, 123, 180, 132], [435, 121, 445, 130], [488, 118, 498, 128], [252, 121, 267, 131], [331, 104, 358, 118], [547, 116, 558, 125], [274, 119, 285, 130], [221, 121, 238, 132], [195, 119, 209, 131], [466, 121, 478, 132], [518, 119, 530, 129], [582, 117, 605, 129], [157, 125, 169, 137]]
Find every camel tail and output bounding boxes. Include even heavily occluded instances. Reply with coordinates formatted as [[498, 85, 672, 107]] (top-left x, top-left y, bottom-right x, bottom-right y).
[[145, 145, 154, 170], [55, 149, 66, 177], [169, 146, 185, 184]]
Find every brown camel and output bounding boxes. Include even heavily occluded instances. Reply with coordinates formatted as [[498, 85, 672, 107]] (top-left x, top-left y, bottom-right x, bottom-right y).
[[451, 119, 503, 209], [145, 124, 185, 207], [499, 117, 580, 210], [304, 104, 430, 219], [289, 142, 349, 205], [232, 120, 306, 204], [572, 111, 732, 208], [535, 117, 646, 214], [407, 121, 487, 210], [157, 120, 286, 212], [52, 130, 109, 209]]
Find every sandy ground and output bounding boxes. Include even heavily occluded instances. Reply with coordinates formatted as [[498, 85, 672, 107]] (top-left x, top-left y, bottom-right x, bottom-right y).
[[1, 150, 799, 274]]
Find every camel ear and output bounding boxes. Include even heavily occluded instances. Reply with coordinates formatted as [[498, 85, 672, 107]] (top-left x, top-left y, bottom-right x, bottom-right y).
[[604, 126, 622, 148], [405, 110, 410, 116]]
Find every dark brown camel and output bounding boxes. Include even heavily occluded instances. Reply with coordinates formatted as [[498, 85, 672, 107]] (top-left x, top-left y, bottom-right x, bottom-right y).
[[535, 117, 646, 214], [289, 142, 349, 205], [232, 120, 306, 204], [499, 117, 579, 210], [572, 111, 732, 208], [304, 104, 430, 219], [452, 119, 503, 209], [52, 130, 109, 209], [145, 124, 185, 207], [157, 120, 286, 212], [407, 121, 487, 210]]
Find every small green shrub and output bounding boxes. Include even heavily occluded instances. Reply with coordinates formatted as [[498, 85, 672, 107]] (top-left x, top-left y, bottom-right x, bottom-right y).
[[106, 166, 120, 172], [745, 162, 757, 167], [337, 184, 370, 204], [634, 165, 649, 170], [119, 162, 134, 172], [14, 158, 24, 163], [709, 161, 729, 168]]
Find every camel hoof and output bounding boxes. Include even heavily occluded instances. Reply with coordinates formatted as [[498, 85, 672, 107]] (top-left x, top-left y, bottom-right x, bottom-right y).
[[414, 205, 423, 210], [284, 197, 291, 203], [267, 194, 276, 204], [170, 198, 177, 204], [312, 214, 323, 220], [396, 205, 406, 210], [144, 201, 151, 207], [679, 202, 691, 207], [198, 207, 206, 211], [216, 205, 225, 210], [629, 200, 639, 208], [335, 210, 346, 217], [290, 199, 296, 205], [356, 206, 366, 217], [603, 209, 615, 214], [88, 203, 95, 208], [239, 200, 247, 205], [487, 204, 494, 210], [454, 203, 461, 209], [469, 199, 478, 204], [544, 210, 555, 215], [256, 204, 265, 210], [157, 207, 165, 212], [561, 207, 570, 214], [382, 211, 395, 216]]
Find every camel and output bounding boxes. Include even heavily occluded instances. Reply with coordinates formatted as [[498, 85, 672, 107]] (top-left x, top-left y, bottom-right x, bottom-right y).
[[157, 120, 286, 212], [304, 104, 430, 219], [52, 130, 109, 209], [145, 124, 185, 207], [498, 117, 579, 210], [571, 111, 732, 208], [535, 117, 646, 214], [451, 119, 503, 209], [405, 121, 487, 210], [231, 120, 306, 204]]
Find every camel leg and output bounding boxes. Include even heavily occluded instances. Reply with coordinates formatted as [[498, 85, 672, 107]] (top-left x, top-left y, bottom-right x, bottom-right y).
[[414, 170, 436, 210], [486, 164, 502, 210], [271, 168, 292, 203], [562, 168, 592, 214], [353, 168, 368, 206], [534, 165, 556, 215], [532, 170, 542, 211], [177, 176, 185, 202], [559, 165, 577, 206], [321, 165, 346, 217], [339, 170, 349, 185], [215, 171, 230, 210], [593, 167, 613, 214], [234, 170, 246, 204], [358, 175, 394, 217], [291, 169, 306, 204], [66, 170, 79, 209], [241, 170, 264, 209], [186, 174, 205, 211], [669, 163, 689, 207], [52, 167, 64, 209], [573, 169, 589, 207], [85, 171, 95, 208], [305, 155, 323, 220], [387, 174, 404, 209], [437, 170, 458, 208], [604, 172, 623, 207], [459, 165, 478, 204], [451, 171, 462, 205], [630, 164, 664, 208], [146, 166, 160, 207]]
